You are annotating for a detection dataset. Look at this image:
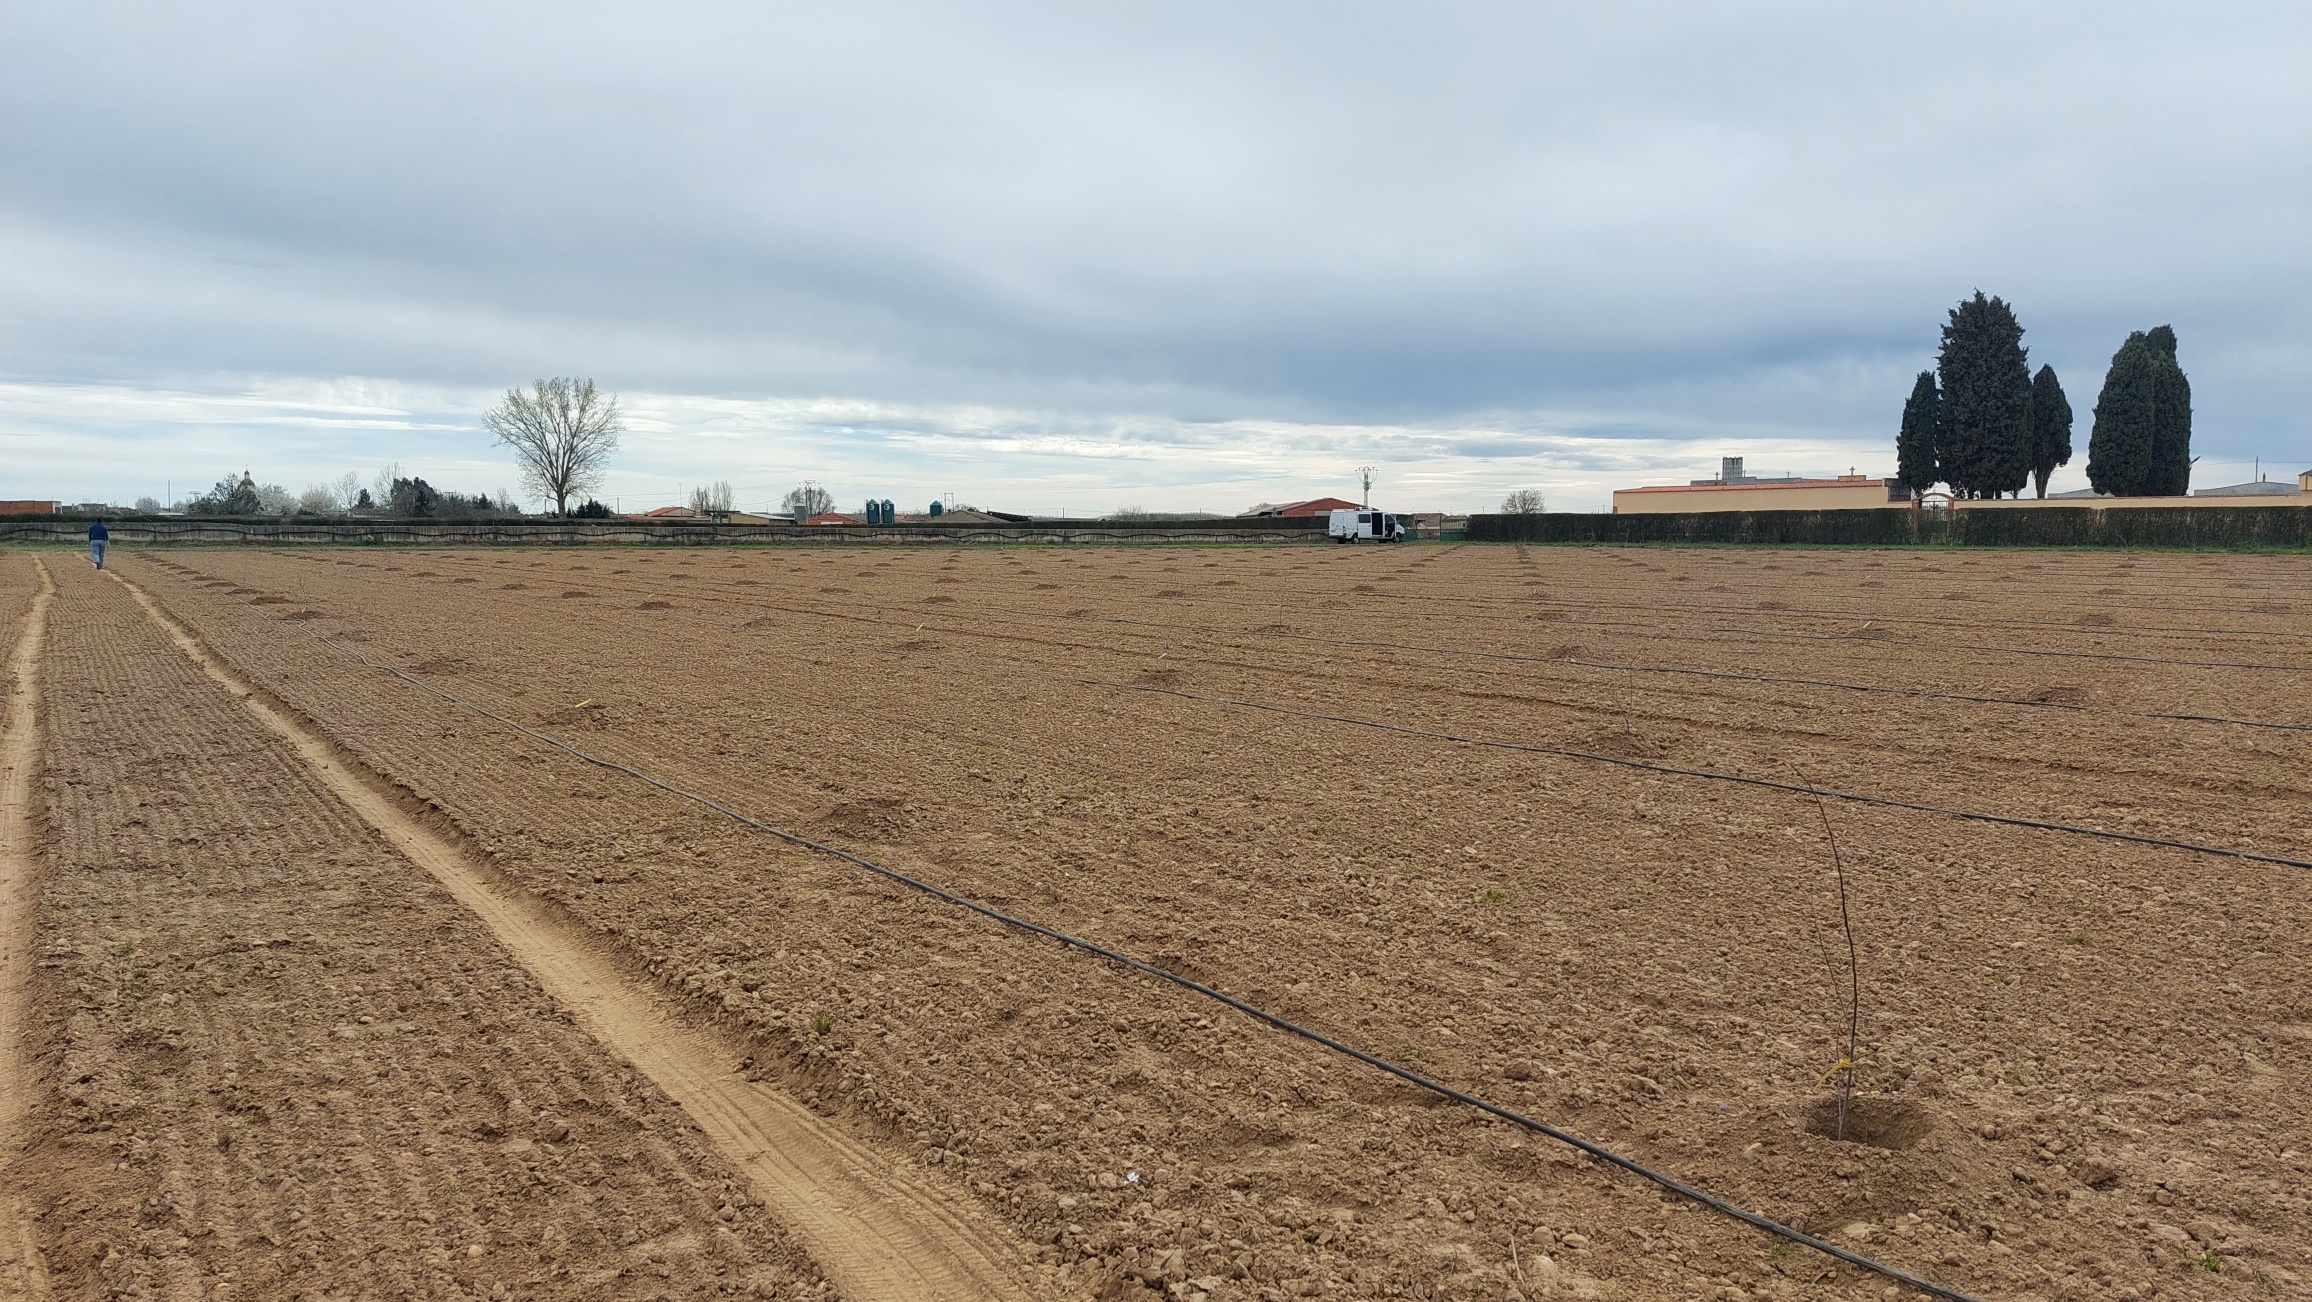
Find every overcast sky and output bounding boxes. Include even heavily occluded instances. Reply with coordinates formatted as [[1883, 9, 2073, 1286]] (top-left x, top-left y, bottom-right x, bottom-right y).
[[2, 2, 2305, 513]]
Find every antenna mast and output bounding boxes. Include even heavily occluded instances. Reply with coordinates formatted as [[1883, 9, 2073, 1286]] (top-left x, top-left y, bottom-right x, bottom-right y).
[[1356, 465, 1376, 508]]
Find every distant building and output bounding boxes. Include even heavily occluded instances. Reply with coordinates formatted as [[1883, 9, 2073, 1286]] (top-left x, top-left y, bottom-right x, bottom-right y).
[[1242, 496, 1360, 518], [630, 505, 699, 519], [895, 509, 1008, 524], [2194, 479, 2305, 497], [800, 512, 862, 525], [1613, 469, 1899, 514], [1689, 456, 1793, 486], [0, 501, 58, 515]]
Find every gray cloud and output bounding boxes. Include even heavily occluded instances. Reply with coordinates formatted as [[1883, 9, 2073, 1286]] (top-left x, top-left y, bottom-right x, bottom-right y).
[[1, 1, 2305, 509]]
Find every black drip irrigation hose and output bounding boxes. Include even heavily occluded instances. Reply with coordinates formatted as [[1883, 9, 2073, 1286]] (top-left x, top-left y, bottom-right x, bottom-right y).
[[1723, 624, 2312, 675], [266, 550, 2312, 734], [1294, 636, 2312, 733], [973, 603, 2312, 735], [1089, 680, 2312, 873], [130, 561, 1988, 1302]]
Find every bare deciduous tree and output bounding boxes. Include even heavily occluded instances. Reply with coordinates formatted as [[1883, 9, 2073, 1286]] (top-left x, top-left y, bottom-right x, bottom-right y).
[[254, 482, 298, 516], [485, 378, 624, 515], [780, 481, 833, 519], [1501, 488, 1546, 514], [689, 480, 736, 515]]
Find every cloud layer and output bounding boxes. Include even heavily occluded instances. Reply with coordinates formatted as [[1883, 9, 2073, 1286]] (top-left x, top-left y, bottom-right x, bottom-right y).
[[2, 2, 2305, 510]]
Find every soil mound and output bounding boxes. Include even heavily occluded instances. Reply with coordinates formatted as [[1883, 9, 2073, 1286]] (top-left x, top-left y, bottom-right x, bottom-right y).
[[1804, 1095, 1936, 1151]]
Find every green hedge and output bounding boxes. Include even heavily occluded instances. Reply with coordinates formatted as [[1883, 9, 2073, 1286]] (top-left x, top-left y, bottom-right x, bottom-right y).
[[1947, 506, 2312, 548], [1467, 510, 1924, 545], [1466, 506, 2312, 548]]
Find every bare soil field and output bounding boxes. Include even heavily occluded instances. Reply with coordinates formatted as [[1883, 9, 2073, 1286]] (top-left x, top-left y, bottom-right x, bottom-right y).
[[2, 557, 837, 1299], [12, 541, 2312, 1301]]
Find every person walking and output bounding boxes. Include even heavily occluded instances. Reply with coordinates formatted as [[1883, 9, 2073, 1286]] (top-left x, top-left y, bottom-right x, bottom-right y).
[[88, 518, 109, 570]]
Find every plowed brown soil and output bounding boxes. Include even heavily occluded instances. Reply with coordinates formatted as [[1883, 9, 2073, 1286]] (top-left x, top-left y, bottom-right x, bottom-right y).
[[0, 555, 55, 1293], [37, 542, 2312, 1302], [9, 561, 835, 1299], [111, 566, 1047, 1302]]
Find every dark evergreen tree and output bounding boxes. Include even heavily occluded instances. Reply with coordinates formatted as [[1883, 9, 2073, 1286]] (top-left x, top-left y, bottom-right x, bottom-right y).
[[2087, 332, 2160, 495], [2027, 364, 2072, 498], [1895, 370, 1940, 498], [195, 471, 261, 515], [1934, 292, 2033, 497], [2144, 325, 2193, 495], [387, 476, 440, 516]]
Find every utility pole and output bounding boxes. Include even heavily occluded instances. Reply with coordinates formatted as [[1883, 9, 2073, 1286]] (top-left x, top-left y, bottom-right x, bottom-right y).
[[1356, 466, 1377, 508]]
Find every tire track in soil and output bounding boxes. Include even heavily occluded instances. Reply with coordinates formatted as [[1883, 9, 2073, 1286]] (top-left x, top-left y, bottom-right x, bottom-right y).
[[0, 559, 54, 1297], [110, 570, 1043, 1302]]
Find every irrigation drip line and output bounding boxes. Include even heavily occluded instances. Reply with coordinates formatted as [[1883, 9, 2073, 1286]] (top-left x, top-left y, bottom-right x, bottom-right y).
[[1021, 567, 2312, 659], [1723, 624, 2312, 675], [130, 561, 1988, 1302], [1308, 589, 2312, 673], [969, 603, 2312, 735], [1278, 635, 2312, 733], [368, 548, 2302, 670], [1089, 680, 2312, 873], [299, 553, 2312, 737], [1332, 585, 2312, 647]]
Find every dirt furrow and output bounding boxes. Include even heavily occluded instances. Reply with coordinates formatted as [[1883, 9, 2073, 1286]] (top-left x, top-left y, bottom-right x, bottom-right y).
[[0, 557, 55, 1297], [111, 569, 1047, 1302], [15, 561, 835, 1298]]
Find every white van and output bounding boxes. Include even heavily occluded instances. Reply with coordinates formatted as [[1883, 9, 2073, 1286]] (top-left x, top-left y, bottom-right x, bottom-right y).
[[1327, 508, 1406, 543]]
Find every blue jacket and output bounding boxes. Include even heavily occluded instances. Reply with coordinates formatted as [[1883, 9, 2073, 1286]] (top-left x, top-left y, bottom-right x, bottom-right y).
[[89, 521, 108, 541]]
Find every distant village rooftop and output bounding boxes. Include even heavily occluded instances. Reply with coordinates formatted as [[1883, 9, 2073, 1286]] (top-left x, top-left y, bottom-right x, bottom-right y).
[[1613, 458, 1899, 514]]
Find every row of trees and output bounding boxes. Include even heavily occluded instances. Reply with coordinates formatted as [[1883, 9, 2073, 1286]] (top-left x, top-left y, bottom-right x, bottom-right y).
[[1895, 294, 2191, 499], [172, 468, 520, 518]]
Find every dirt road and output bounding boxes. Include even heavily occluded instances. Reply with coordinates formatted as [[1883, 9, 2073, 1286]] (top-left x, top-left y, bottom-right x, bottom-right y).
[[0, 556, 55, 1294]]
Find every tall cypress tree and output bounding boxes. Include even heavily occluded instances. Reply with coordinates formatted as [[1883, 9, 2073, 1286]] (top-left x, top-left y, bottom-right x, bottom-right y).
[[1935, 292, 2033, 498], [2087, 332, 2159, 495], [1895, 371, 1940, 498], [2144, 325, 2193, 495], [2027, 364, 2072, 499]]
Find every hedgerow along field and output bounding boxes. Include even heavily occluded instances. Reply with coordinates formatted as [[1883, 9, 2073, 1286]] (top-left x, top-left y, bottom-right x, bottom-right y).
[[3, 541, 2306, 1301]]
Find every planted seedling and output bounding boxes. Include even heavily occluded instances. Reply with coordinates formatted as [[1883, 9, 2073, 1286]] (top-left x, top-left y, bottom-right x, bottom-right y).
[[1791, 763, 1861, 1142]]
